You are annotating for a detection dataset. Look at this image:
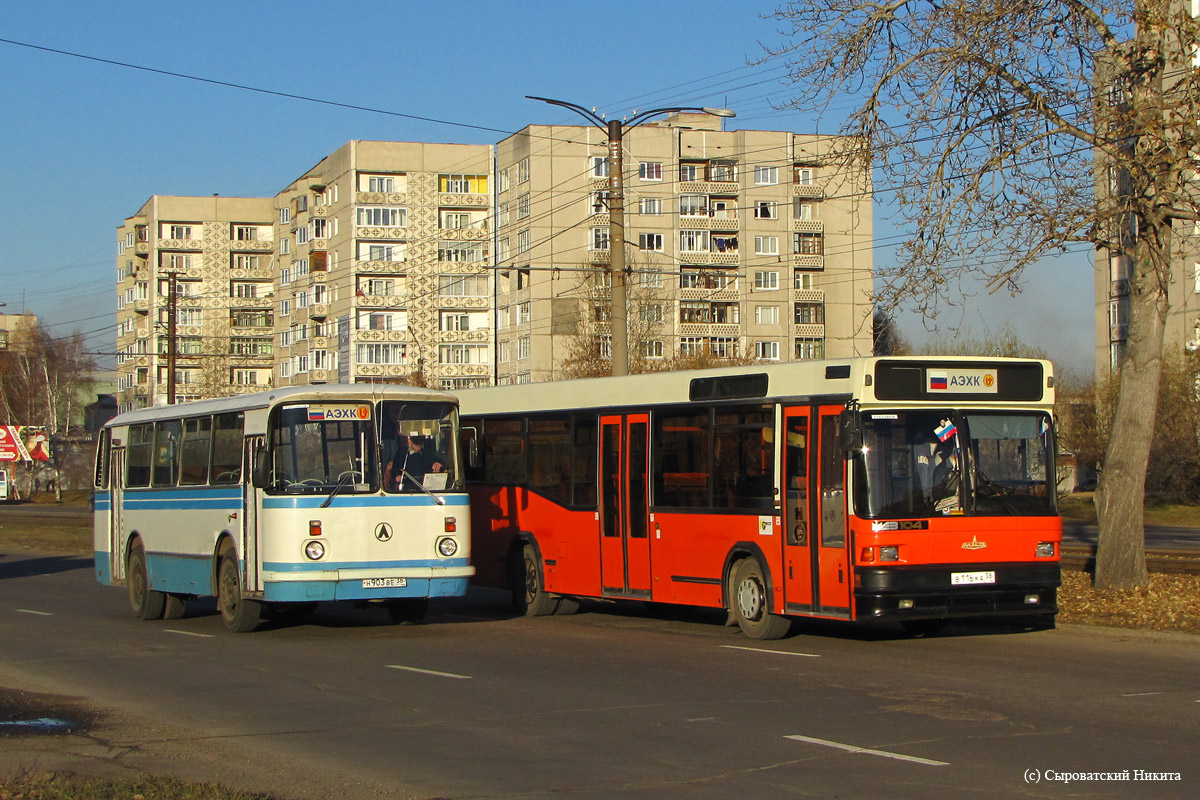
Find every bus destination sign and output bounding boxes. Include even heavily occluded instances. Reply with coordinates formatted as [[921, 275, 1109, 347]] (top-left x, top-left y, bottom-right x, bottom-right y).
[[926, 369, 997, 394], [307, 404, 372, 422]]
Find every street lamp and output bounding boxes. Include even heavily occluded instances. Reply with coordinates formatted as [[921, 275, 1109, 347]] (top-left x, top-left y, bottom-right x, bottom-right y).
[[527, 96, 735, 376]]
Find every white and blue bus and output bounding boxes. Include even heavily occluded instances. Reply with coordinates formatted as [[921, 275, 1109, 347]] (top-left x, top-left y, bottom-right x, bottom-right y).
[[93, 385, 472, 632]]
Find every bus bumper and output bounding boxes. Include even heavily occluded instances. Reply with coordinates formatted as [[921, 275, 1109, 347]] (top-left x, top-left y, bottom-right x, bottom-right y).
[[853, 562, 1061, 621], [261, 564, 474, 603]]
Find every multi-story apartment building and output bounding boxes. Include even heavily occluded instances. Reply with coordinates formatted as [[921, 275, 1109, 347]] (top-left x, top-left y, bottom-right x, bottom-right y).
[[1094, 0, 1200, 376], [493, 114, 873, 383], [117, 124, 874, 404], [271, 140, 494, 391], [114, 196, 275, 412]]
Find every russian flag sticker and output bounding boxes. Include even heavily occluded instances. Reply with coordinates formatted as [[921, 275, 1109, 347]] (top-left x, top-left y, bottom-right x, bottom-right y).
[[929, 371, 948, 391]]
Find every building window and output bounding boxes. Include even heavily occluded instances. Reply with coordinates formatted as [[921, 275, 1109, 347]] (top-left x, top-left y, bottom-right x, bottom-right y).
[[516, 158, 530, 184], [754, 271, 779, 291], [367, 175, 394, 193], [438, 241, 488, 262], [279, 207, 290, 224], [640, 303, 665, 323], [311, 218, 329, 239], [234, 254, 260, 270], [679, 230, 709, 253], [679, 163, 699, 182], [517, 336, 530, 360], [755, 305, 779, 325], [169, 225, 193, 239], [680, 195, 709, 217], [639, 162, 662, 181], [642, 340, 664, 359], [441, 311, 470, 331], [794, 302, 825, 325], [794, 271, 817, 289], [279, 237, 290, 255], [709, 161, 736, 182], [296, 226, 310, 244], [754, 166, 779, 185], [794, 233, 824, 256], [357, 206, 406, 227], [591, 156, 610, 178], [357, 343, 407, 364], [234, 225, 259, 241], [794, 199, 815, 220], [640, 197, 663, 215], [710, 337, 738, 358], [517, 193, 531, 219], [440, 174, 488, 194], [437, 274, 488, 297], [517, 302, 531, 325], [753, 202, 778, 220], [755, 236, 779, 256], [517, 229, 531, 254], [640, 269, 664, 288], [755, 341, 780, 360], [639, 233, 664, 252], [795, 166, 816, 185], [795, 337, 825, 359], [591, 227, 610, 251]]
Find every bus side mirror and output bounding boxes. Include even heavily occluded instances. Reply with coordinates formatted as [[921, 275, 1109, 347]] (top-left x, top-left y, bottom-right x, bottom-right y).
[[838, 408, 862, 453], [251, 451, 270, 489], [464, 427, 480, 469]]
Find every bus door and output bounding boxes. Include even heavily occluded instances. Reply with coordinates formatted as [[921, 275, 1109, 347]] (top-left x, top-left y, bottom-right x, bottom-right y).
[[242, 436, 262, 593], [599, 414, 652, 598], [781, 408, 813, 612], [814, 406, 851, 616], [108, 448, 126, 582]]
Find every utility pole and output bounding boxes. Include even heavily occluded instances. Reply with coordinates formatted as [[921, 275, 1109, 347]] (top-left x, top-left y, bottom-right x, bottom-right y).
[[527, 97, 734, 376], [166, 270, 178, 404]]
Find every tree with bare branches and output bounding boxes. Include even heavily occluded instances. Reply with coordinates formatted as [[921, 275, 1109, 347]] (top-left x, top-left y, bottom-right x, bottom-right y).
[[0, 316, 95, 498], [764, 0, 1200, 589]]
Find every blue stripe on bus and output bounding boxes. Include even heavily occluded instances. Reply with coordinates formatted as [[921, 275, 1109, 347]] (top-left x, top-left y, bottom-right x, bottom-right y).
[[262, 495, 469, 510], [263, 557, 471, 572], [125, 488, 244, 500]]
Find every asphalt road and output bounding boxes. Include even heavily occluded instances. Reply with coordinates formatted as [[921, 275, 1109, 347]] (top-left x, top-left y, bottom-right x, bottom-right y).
[[0, 549, 1197, 799]]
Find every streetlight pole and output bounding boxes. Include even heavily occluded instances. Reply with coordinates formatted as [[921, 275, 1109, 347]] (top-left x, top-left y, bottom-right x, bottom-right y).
[[527, 96, 734, 376]]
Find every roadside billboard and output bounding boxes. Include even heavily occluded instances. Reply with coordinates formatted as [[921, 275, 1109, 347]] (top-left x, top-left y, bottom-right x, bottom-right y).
[[0, 426, 51, 462]]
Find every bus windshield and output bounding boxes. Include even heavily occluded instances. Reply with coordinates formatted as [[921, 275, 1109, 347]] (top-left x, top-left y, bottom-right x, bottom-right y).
[[379, 401, 460, 494], [266, 402, 378, 493], [853, 410, 1055, 519]]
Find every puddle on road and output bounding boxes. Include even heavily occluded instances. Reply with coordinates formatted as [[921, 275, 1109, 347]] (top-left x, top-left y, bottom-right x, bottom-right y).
[[0, 686, 96, 736]]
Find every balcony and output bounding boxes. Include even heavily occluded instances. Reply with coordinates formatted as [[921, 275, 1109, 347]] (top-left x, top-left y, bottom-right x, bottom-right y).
[[792, 220, 824, 233], [355, 226, 409, 240], [309, 303, 328, 320], [793, 184, 824, 199], [437, 193, 488, 207], [229, 239, 273, 253], [792, 288, 825, 302], [354, 293, 407, 308], [356, 191, 408, 205], [794, 323, 825, 338], [158, 238, 203, 250], [792, 253, 824, 269]]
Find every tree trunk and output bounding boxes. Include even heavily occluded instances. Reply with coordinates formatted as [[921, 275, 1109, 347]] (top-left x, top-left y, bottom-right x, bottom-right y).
[[1093, 240, 1167, 590]]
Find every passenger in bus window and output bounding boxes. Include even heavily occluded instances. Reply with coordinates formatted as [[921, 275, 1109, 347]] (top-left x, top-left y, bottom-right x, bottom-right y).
[[930, 442, 960, 512], [384, 435, 444, 491]]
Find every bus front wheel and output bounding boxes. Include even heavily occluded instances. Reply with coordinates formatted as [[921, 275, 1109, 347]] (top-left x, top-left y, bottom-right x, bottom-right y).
[[127, 541, 166, 621], [730, 557, 792, 640], [513, 543, 559, 617], [217, 555, 262, 633]]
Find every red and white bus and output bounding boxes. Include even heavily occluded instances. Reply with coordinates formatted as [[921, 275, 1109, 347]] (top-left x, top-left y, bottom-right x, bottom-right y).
[[459, 357, 1060, 639]]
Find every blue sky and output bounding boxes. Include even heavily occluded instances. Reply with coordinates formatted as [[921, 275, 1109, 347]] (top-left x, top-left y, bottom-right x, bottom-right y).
[[0, 0, 1096, 377]]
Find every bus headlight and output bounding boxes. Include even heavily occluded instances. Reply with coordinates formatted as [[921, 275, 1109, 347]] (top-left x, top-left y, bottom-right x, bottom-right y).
[[436, 537, 458, 557], [1035, 542, 1056, 558], [879, 545, 900, 562], [304, 540, 326, 560]]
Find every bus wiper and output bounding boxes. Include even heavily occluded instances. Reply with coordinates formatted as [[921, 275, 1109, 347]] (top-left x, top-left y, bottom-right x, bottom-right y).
[[401, 469, 446, 506], [320, 471, 356, 509]]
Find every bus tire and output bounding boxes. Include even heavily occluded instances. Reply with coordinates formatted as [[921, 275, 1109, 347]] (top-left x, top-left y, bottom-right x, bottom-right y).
[[731, 557, 792, 640], [513, 543, 559, 617], [386, 598, 429, 624], [554, 596, 580, 615], [162, 594, 189, 620], [127, 541, 166, 621], [217, 555, 262, 633]]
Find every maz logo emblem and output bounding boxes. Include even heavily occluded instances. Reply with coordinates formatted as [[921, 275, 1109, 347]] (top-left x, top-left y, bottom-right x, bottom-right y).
[[961, 535, 987, 550]]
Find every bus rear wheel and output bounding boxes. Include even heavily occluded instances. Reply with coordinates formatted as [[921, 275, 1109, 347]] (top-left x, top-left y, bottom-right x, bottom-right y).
[[731, 557, 792, 640], [217, 555, 262, 633], [513, 543, 559, 617], [127, 541, 166, 621]]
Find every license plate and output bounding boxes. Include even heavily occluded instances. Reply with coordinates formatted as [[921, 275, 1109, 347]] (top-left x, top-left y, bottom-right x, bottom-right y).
[[362, 577, 407, 589], [951, 571, 995, 585]]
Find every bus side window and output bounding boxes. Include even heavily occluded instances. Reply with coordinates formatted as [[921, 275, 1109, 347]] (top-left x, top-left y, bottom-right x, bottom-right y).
[[211, 412, 245, 484], [126, 424, 153, 488], [152, 420, 182, 487], [94, 428, 111, 489], [179, 417, 212, 486], [462, 418, 485, 482], [572, 414, 598, 506]]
